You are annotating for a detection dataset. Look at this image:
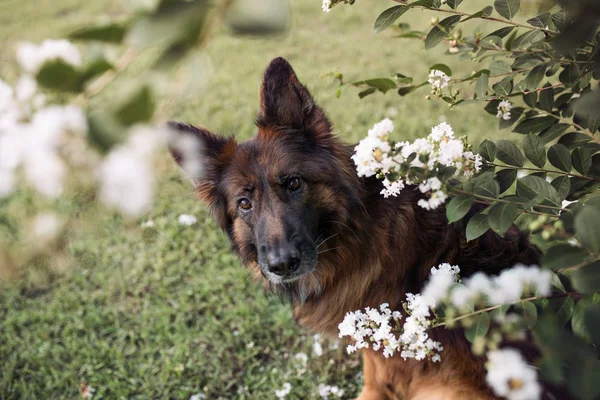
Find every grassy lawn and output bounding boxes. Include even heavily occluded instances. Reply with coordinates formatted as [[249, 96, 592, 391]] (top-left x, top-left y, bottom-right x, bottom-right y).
[[0, 0, 520, 398]]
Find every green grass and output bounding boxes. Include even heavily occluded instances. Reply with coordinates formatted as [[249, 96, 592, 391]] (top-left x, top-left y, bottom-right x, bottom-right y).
[[0, 0, 524, 398]]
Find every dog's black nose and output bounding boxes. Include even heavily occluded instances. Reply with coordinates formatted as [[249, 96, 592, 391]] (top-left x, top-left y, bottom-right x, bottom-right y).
[[267, 247, 300, 276]]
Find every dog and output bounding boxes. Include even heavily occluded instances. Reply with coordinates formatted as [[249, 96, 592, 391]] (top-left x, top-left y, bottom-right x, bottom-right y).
[[168, 57, 543, 399]]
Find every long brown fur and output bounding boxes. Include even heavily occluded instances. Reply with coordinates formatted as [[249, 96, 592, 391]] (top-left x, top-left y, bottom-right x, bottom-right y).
[[169, 57, 546, 400]]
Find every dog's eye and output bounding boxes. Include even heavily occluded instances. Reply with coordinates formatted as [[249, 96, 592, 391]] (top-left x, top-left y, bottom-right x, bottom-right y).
[[287, 178, 302, 191], [238, 198, 252, 211]]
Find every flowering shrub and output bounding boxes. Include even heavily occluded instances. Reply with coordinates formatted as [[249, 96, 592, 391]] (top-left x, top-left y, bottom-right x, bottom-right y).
[[0, 0, 290, 282], [325, 0, 600, 398]]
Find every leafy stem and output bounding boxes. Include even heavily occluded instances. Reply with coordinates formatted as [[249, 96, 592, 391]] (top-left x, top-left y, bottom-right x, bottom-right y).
[[487, 162, 600, 183]]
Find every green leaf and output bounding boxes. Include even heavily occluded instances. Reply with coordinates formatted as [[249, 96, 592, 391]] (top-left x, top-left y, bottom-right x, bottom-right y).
[[461, 6, 493, 22], [539, 83, 555, 112], [485, 26, 515, 39], [352, 78, 398, 93], [86, 110, 127, 153], [572, 298, 593, 342], [492, 76, 513, 96], [478, 139, 496, 162], [516, 175, 561, 205], [568, 358, 600, 400], [539, 123, 569, 144], [524, 134, 546, 168], [446, 0, 462, 9], [583, 303, 600, 346], [474, 179, 500, 199], [559, 64, 581, 88], [548, 144, 572, 172], [495, 140, 524, 167], [35, 59, 82, 92], [556, 297, 575, 326], [524, 64, 546, 90], [527, 12, 551, 29], [446, 194, 474, 223], [115, 85, 155, 126], [466, 213, 490, 241], [551, 176, 570, 200], [572, 147, 592, 175], [494, 0, 520, 20], [542, 244, 589, 271], [374, 6, 409, 34], [489, 60, 512, 75], [474, 73, 489, 99], [69, 22, 129, 42], [513, 116, 555, 135], [465, 312, 490, 342], [488, 202, 518, 235], [358, 88, 376, 99], [424, 15, 461, 50], [573, 261, 600, 293], [551, 10, 567, 32], [429, 63, 452, 77], [79, 57, 113, 84], [575, 207, 600, 254], [518, 301, 538, 328], [496, 169, 517, 193]]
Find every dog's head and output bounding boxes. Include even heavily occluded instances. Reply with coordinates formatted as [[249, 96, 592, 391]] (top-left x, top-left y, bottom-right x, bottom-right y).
[[169, 57, 362, 295]]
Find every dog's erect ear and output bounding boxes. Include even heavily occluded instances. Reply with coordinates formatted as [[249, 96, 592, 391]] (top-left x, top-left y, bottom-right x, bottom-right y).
[[168, 121, 237, 230], [257, 57, 331, 138]]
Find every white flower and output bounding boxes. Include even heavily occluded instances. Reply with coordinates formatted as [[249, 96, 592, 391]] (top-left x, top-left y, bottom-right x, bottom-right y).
[[24, 150, 66, 197], [0, 78, 14, 114], [178, 214, 198, 226], [0, 168, 15, 197], [313, 338, 324, 357], [486, 348, 541, 400], [31, 212, 62, 240], [322, 0, 332, 12], [189, 393, 206, 400], [17, 39, 82, 74], [318, 384, 344, 399], [294, 352, 308, 367], [275, 382, 292, 399], [417, 190, 448, 210], [98, 147, 154, 216], [380, 178, 404, 198], [428, 69, 451, 93], [141, 220, 154, 228], [496, 100, 513, 120], [15, 75, 37, 103]]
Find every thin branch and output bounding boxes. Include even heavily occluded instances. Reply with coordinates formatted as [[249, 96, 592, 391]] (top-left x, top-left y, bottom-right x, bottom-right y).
[[487, 162, 600, 183], [391, 0, 556, 34]]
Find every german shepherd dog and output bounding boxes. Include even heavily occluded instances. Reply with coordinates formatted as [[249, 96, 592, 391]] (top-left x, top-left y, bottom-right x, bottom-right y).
[[168, 57, 543, 399]]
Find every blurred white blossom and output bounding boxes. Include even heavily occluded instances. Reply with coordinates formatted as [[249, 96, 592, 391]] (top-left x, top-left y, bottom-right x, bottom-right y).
[[178, 214, 198, 226], [274, 382, 291, 399], [428, 69, 451, 96], [322, 0, 331, 12], [318, 384, 344, 399], [486, 349, 541, 400], [17, 39, 82, 74]]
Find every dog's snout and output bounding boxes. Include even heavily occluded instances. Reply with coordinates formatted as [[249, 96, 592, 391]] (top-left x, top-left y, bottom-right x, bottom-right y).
[[266, 246, 300, 276]]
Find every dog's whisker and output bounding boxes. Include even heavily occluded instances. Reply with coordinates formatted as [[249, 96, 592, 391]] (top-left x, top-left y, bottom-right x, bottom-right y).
[[328, 220, 362, 244], [317, 247, 343, 255], [316, 232, 339, 249]]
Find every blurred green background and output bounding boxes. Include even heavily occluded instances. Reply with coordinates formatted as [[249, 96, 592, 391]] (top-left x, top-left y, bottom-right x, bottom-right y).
[[0, 0, 514, 398]]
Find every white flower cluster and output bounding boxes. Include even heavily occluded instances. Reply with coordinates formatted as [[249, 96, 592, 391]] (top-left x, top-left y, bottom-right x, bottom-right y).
[[318, 384, 344, 399], [486, 348, 541, 400], [322, 0, 332, 12], [0, 73, 87, 198], [448, 264, 551, 309], [496, 100, 512, 120], [274, 382, 291, 399], [17, 39, 82, 74], [428, 69, 451, 96], [98, 125, 170, 216], [352, 119, 482, 209], [338, 264, 460, 362]]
